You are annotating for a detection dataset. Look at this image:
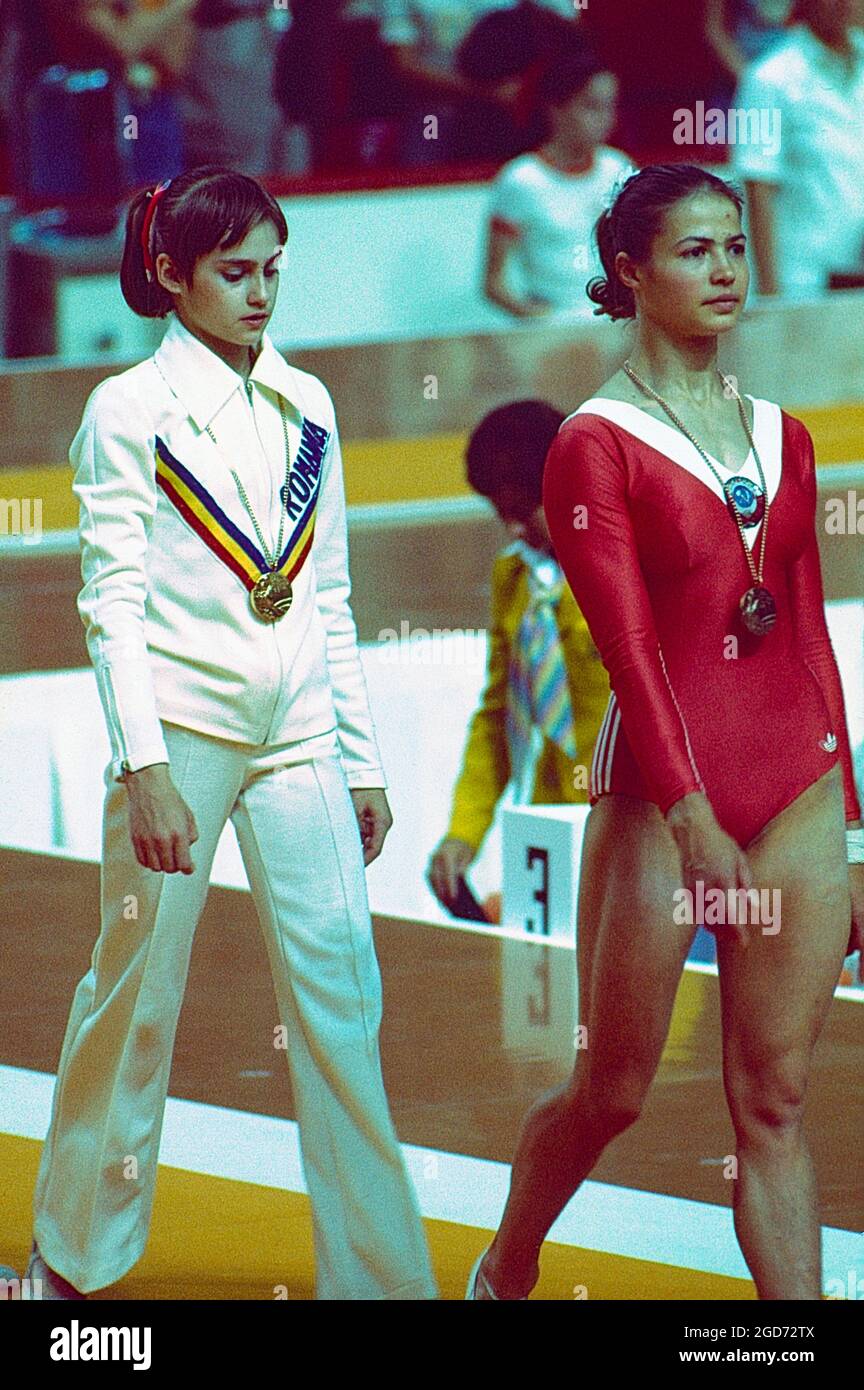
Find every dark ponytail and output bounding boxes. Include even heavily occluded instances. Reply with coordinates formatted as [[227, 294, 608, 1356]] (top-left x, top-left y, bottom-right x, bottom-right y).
[[586, 163, 745, 321], [120, 165, 289, 319], [587, 204, 633, 320], [120, 185, 173, 318]]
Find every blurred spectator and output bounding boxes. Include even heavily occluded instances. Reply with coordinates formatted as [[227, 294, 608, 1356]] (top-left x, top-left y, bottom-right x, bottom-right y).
[[180, 1, 280, 174], [578, 0, 747, 162], [5, 0, 196, 84], [484, 53, 633, 316], [730, 0, 794, 58], [342, 0, 584, 164], [1, 0, 193, 195], [273, 1, 404, 172], [731, 0, 864, 298]]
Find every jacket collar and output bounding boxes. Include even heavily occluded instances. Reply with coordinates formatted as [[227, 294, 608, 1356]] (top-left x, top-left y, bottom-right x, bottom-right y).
[[153, 312, 303, 431]]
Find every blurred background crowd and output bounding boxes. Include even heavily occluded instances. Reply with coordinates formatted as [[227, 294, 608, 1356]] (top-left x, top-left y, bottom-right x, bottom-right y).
[[0, 0, 831, 182], [0, 0, 863, 356]]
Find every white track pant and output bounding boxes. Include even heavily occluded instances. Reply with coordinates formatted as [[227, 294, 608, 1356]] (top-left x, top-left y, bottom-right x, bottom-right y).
[[32, 721, 437, 1300]]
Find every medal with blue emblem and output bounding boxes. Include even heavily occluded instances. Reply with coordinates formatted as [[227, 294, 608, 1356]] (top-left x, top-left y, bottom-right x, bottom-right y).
[[723, 475, 765, 528], [622, 362, 778, 638]]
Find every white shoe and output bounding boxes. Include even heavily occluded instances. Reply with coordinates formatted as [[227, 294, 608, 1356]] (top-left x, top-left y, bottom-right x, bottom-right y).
[[465, 1247, 529, 1300], [465, 1249, 489, 1299], [26, 1244, 86, 1300]]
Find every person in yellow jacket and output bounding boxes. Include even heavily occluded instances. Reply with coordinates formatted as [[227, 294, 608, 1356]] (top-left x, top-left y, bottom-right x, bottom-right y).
[[427, 399, 611, 913]]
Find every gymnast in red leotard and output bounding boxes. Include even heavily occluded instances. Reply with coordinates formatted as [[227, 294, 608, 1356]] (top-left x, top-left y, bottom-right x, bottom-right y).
[[466, 164, 864, 1304], [546, 383, 859, 850]]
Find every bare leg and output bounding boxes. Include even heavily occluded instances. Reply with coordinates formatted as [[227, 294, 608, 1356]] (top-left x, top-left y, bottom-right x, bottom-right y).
[[731, 1130, 821, 1300], [717, 766, 851, 1300], [478, 794, 697, 1297]]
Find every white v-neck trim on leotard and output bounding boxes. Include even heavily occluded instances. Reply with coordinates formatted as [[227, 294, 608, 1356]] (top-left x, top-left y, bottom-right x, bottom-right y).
[[564, 395, 783, 512]]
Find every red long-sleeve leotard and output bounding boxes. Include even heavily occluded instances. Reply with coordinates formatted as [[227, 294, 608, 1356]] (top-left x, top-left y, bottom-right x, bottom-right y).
[[542, 402, 860, 847]]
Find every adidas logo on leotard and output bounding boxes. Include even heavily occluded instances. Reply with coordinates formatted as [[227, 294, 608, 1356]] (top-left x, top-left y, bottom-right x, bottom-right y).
[[819, 732, 837, 752]]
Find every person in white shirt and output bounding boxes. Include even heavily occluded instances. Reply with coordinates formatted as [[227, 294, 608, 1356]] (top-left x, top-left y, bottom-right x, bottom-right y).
[[26, 165, 437, 1302], [484, 53, 634, 316], [731, 0, 864, 298]]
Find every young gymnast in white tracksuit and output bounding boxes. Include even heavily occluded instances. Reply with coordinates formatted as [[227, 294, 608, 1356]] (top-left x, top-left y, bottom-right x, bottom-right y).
[[28, 165, 437, 1301]]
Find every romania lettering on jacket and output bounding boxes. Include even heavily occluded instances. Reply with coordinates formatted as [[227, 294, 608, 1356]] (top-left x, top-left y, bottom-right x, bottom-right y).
[[154, 416, 330, 598]]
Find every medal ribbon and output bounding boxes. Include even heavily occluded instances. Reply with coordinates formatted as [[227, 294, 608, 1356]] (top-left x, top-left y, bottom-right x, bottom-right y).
[[154, 417, 330, 597]]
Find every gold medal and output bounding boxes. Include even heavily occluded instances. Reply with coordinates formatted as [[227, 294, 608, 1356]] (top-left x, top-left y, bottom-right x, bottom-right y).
[[205, 361, 298, 624], [250, 570, 293, 622]]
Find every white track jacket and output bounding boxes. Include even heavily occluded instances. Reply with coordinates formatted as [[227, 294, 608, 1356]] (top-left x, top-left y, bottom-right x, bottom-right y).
[[71, 312, 386, 788]]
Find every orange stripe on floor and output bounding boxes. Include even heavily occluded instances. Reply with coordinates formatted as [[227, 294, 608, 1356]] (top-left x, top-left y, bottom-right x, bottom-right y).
[[0, 1134, 753, 1300]]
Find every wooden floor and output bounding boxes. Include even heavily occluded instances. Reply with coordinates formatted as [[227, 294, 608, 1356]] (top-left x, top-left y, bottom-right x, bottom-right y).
[[2, 845, 861, 1242]]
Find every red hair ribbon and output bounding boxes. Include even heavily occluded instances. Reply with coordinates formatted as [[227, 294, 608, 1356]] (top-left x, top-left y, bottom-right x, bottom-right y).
[[141, 179, 172, 282]]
